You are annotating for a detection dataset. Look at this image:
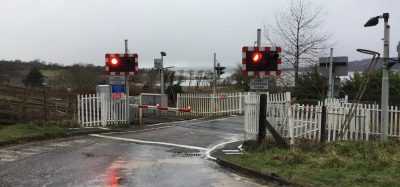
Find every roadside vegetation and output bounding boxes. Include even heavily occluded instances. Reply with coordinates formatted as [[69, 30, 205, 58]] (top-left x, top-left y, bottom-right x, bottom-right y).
[[223, 139, 400, 187], [0, 123, 66, 145]]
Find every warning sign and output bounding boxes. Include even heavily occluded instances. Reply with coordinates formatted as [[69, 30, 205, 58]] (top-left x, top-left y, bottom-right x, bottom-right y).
[[250, 78, 268, 90]]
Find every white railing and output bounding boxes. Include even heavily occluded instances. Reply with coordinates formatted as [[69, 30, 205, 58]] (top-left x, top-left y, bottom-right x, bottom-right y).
[[244, 92, 292, 141], [290, 105, 322, 141], [325, 102, 400, 138], [244, 94, 259, 141], [77, 94, 139, 127], [266, 92, 292, 138], [244, 94, 400, 144], [176, 92, 245, 116]]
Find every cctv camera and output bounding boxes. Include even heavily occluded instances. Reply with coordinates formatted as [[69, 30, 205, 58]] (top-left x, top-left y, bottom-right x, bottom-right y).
[[161, 51, 166, 56]]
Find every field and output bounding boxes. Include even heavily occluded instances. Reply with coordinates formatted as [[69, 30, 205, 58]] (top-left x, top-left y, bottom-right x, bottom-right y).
[[0, 84, 76, 126]]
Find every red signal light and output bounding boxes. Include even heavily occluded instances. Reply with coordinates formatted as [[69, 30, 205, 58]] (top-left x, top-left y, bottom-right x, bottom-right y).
[[251, 52, 263, 63], [111, 58, 119, 65]]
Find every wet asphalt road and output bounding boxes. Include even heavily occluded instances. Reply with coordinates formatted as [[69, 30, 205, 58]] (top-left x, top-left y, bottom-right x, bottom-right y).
[[0, 116, 263, 187]]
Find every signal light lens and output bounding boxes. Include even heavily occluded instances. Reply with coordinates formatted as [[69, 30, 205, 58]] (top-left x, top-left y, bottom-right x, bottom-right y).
[[111, 58, 118, 65], [251, 52, 263, 63]]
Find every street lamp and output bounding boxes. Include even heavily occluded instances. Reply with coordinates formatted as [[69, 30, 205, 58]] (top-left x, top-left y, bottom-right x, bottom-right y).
[[364, 13, 390, 140]]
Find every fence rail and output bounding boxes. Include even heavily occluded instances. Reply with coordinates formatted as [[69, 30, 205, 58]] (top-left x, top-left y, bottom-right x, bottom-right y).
[[244, 94, 400, 144]]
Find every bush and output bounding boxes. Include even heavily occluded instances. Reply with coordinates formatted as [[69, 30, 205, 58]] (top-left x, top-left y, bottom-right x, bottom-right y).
[[295, 99, 320, 105]]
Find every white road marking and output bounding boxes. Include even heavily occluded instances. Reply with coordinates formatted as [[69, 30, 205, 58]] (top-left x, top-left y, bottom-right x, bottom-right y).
[[90, 134, 209, 151], [222, 150, 240, 152], [224, 152, 243, 155], [205, 140, 239, 160], [145, 117, 208, 127], [98, 127, 110, 130]]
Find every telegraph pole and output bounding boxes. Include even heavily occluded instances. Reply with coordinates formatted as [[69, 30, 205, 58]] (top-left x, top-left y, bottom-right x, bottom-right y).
[[161, 55, 164, 96], [125, 39, 130, 126]]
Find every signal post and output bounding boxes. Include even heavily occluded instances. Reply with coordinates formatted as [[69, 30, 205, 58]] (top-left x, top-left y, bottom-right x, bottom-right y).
[[242, 29, 286, 147], [105, 40, 139, 126]]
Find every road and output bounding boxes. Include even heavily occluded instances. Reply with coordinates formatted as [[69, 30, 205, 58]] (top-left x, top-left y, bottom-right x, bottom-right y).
[[0, 116, 264, 187]]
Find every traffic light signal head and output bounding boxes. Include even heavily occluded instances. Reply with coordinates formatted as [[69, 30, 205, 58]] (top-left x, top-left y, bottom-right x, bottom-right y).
[[215, 67, 225, 76], [111, 57, 119, 65], [251, 52, 263, 63], [215, 63, 226, 78], [105, 54, 139, 75], [242, 46, 282, 77]]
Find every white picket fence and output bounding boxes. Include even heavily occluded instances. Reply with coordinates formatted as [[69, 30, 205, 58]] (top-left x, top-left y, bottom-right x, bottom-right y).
[[324, 103, 400, 139], [244, 94, 259, 140], [244, 92, 292, 141], [176, 92, 245, 116], [244, 94, 400, 143], [77, 94, 139, 127]]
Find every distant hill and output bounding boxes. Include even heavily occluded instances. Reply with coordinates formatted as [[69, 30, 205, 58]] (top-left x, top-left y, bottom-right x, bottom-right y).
[[347, 58, 400, 72]]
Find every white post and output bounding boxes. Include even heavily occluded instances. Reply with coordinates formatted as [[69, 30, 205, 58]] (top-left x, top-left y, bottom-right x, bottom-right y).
[[213, 53, 216, 95], [77, 95, 81, 126], [125, 39, 130, 126], [101, 93, 107, 126], [381, 13, 389, 140], [239, 92, 243, 114], [139, 94, 142, 124], [288, 105, 294, 145], [328, 48, 334, 99]]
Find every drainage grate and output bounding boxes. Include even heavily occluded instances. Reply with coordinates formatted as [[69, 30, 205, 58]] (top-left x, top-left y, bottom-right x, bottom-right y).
[[172, 152, 202, 157]]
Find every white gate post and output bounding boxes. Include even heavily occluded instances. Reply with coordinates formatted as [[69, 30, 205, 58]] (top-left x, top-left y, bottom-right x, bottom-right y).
[[239, 92, 243, 114], [139, 94, 142, 124], [101, 93, 107, 127], [77, 95, 81, 126], [288, 104, 295, 145], [176, 93, 180, 116]]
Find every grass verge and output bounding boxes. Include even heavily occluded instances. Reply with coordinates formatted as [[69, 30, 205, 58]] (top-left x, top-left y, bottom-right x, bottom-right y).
[[0, 123, 66, 145], [223, 139, 400, 187]]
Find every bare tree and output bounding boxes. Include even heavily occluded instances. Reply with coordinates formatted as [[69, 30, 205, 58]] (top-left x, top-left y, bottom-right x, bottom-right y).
[[264, 0, 332, 86], [195, 70, 204, 90], [147, 69, 158, 87], [205, 70, 214, 88], [187, 69, 195, 91]]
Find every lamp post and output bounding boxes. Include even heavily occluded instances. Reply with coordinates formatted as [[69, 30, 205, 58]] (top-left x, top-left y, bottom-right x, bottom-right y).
[[364, 13, 390, 140]]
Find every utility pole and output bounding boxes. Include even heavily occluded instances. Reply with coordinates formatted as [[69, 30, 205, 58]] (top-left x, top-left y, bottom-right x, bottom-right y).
[[161, 55, 164, 96], [160, 51, 167, 115], [125, 39, 130, 126], [381, 13, 390, 140], [213, 53, 217, 95], [328, 48, 334, 99]]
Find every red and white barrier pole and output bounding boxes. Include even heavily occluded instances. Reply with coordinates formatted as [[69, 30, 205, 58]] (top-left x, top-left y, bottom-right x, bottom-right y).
[[131, 104, 191, 113]]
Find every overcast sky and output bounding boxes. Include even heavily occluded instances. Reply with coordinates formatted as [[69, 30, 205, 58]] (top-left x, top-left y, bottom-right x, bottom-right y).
[[0, 0, 399, 68]]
